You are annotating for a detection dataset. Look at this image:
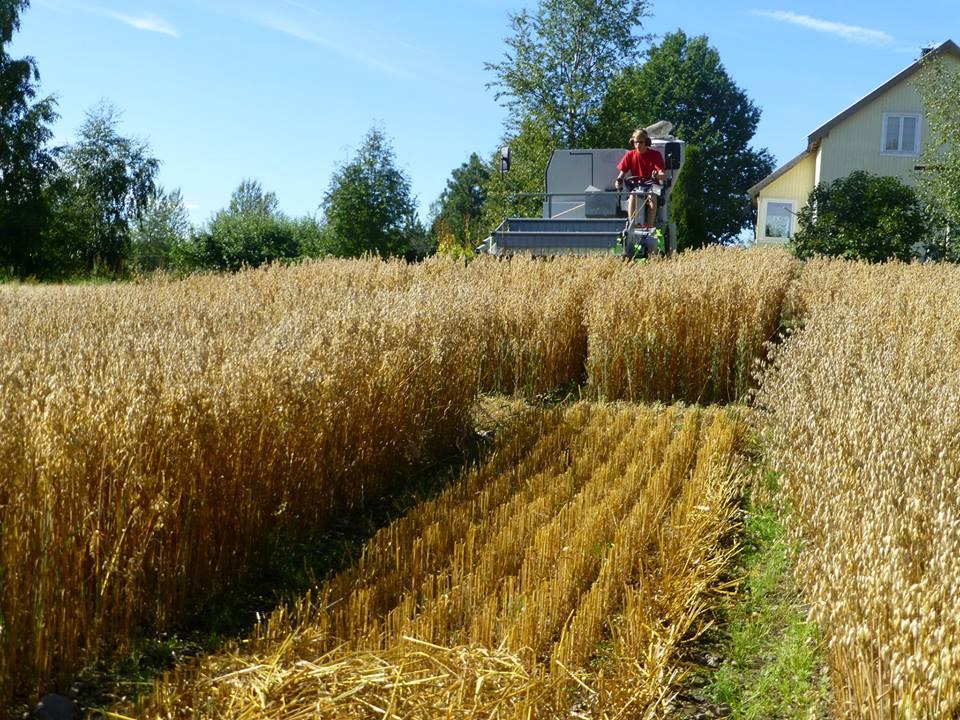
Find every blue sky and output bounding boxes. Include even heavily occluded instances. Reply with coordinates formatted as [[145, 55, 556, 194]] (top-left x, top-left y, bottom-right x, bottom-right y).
[[13, 0, 959, 226]]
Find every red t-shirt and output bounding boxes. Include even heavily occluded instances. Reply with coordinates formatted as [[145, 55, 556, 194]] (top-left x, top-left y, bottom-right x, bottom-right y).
[[617, 148, 664, 180]]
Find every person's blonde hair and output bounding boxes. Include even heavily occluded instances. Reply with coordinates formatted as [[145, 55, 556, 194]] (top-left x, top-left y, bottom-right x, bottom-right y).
[[629, 128, 650, 146]]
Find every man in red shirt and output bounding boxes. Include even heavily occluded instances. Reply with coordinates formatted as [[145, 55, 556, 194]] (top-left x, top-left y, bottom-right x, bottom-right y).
[[614, 129, 665, 227]]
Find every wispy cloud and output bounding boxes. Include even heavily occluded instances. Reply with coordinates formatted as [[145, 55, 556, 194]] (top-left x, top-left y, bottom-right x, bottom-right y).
[[253, 12, 414, 79], [191, 0, 421, 79], [278, 0, 427, 56], [99, 10, 179, 37], [34, 1, 180, 36], [750, 10, 893, 46]]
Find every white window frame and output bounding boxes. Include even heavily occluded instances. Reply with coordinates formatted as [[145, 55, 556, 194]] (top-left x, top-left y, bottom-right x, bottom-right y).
[[761, 198, 796, 242], [881, 112, 921, 156]]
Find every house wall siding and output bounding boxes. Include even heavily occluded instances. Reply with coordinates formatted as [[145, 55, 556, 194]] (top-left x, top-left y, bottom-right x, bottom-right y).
[[817, 81, 925, 186], [756, 153, 816, 244], [817, 55, 960, 186]]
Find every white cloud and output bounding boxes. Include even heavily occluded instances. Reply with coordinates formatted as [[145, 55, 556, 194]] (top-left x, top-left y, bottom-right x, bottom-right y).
[[32, 2, 180, 37], [192, 1, 420, 79], [276, 0, 426, 56], [101, 10, 179, 37], [750, 10, 893, 46], [254, 12, 414, 79]]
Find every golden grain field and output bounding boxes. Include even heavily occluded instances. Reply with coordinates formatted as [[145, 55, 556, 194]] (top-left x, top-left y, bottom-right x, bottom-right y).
[[0, 249, 797, 709], [126, 403, 747, 719], [0, 255, 618, 707], [758, 260, 960, 718], [586, 246, 797, 404], [0, 259, 484, 706], [463, 256, 622, 395]]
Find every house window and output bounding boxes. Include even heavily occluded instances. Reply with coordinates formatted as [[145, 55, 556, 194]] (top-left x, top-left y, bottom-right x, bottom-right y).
[[764, 201, 795, 239], [881, 113, 921, 155]]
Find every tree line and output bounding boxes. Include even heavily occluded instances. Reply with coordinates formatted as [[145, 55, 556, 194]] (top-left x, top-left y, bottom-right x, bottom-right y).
[[9, 0, 956, 278], [0, 0, 779, 279], [0, 1, 434, 280]]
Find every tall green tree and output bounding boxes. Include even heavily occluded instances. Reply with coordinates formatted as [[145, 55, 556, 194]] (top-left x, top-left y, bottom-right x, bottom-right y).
[[322, 127, 422, 258], [430, 153, 490, 255], [56, 103, 159, 273], [481, 115, 556, 230], [590, 31, 774, 244], [228, 178, 280, 216], [916, 52, 960, 258], [485, 0, 652, 148], [130, 186, 191, 273], [191, 179, 299, 271], [792, 171, 927, 262], [670, 144, 708, 250], [0, 0, 58, 277]]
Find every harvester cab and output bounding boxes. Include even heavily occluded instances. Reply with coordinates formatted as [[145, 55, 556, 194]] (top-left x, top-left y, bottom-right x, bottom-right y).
[[479, 124, 685, 258]]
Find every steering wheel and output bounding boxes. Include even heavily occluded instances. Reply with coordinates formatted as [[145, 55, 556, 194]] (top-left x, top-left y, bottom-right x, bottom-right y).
[[624, 176, 659, 189]]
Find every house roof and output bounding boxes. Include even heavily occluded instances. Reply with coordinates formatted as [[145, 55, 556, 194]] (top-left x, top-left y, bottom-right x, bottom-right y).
[[806, 39, 960, 144], [748, 39, 960, 200]]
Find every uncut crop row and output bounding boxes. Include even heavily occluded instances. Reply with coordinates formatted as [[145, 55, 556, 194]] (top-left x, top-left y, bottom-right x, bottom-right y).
[[587, 246, 796, 403], [0, 249, 792, 707], [132, 403, 747, 719], [758, 258, 960, 717]]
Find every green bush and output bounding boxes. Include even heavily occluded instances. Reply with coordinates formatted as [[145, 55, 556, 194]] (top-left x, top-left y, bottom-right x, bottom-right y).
[[792, 171, 928, 262], [187, 180, 302, 271], [191, 213, 300, 272]]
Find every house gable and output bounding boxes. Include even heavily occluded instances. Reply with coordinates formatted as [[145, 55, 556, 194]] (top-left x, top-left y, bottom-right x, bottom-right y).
[[806, 40, 960, 144], [816, 76, 927, 187]]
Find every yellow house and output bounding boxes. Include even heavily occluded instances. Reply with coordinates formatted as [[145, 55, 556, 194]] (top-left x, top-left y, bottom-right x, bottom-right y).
[[749, 39, 960, 244]]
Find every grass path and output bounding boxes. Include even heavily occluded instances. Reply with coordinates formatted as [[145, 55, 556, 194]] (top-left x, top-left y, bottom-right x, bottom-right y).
[[670, 468, 831, 719]]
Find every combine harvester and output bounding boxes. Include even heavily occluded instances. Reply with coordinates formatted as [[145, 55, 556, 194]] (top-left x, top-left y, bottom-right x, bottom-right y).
[[480, 123, 685, 258]]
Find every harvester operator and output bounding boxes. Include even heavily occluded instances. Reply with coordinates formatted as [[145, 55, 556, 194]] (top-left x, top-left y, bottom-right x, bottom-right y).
[[614, 128, 664, 227]]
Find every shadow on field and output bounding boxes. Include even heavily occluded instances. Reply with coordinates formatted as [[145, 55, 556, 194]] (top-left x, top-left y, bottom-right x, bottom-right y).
[[26, 397, 535, 719]]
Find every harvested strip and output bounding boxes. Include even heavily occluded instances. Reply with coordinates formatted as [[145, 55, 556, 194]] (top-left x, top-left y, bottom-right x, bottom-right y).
[[127, 403, 747, 719]]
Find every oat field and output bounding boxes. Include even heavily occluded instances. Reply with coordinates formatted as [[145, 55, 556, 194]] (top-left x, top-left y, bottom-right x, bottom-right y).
[[128, 403, 748, 719], [586, 246, 797, 403], [0, 260, 480, 707], [21, 247, 959, 718], [759, 259, 960, 717]]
